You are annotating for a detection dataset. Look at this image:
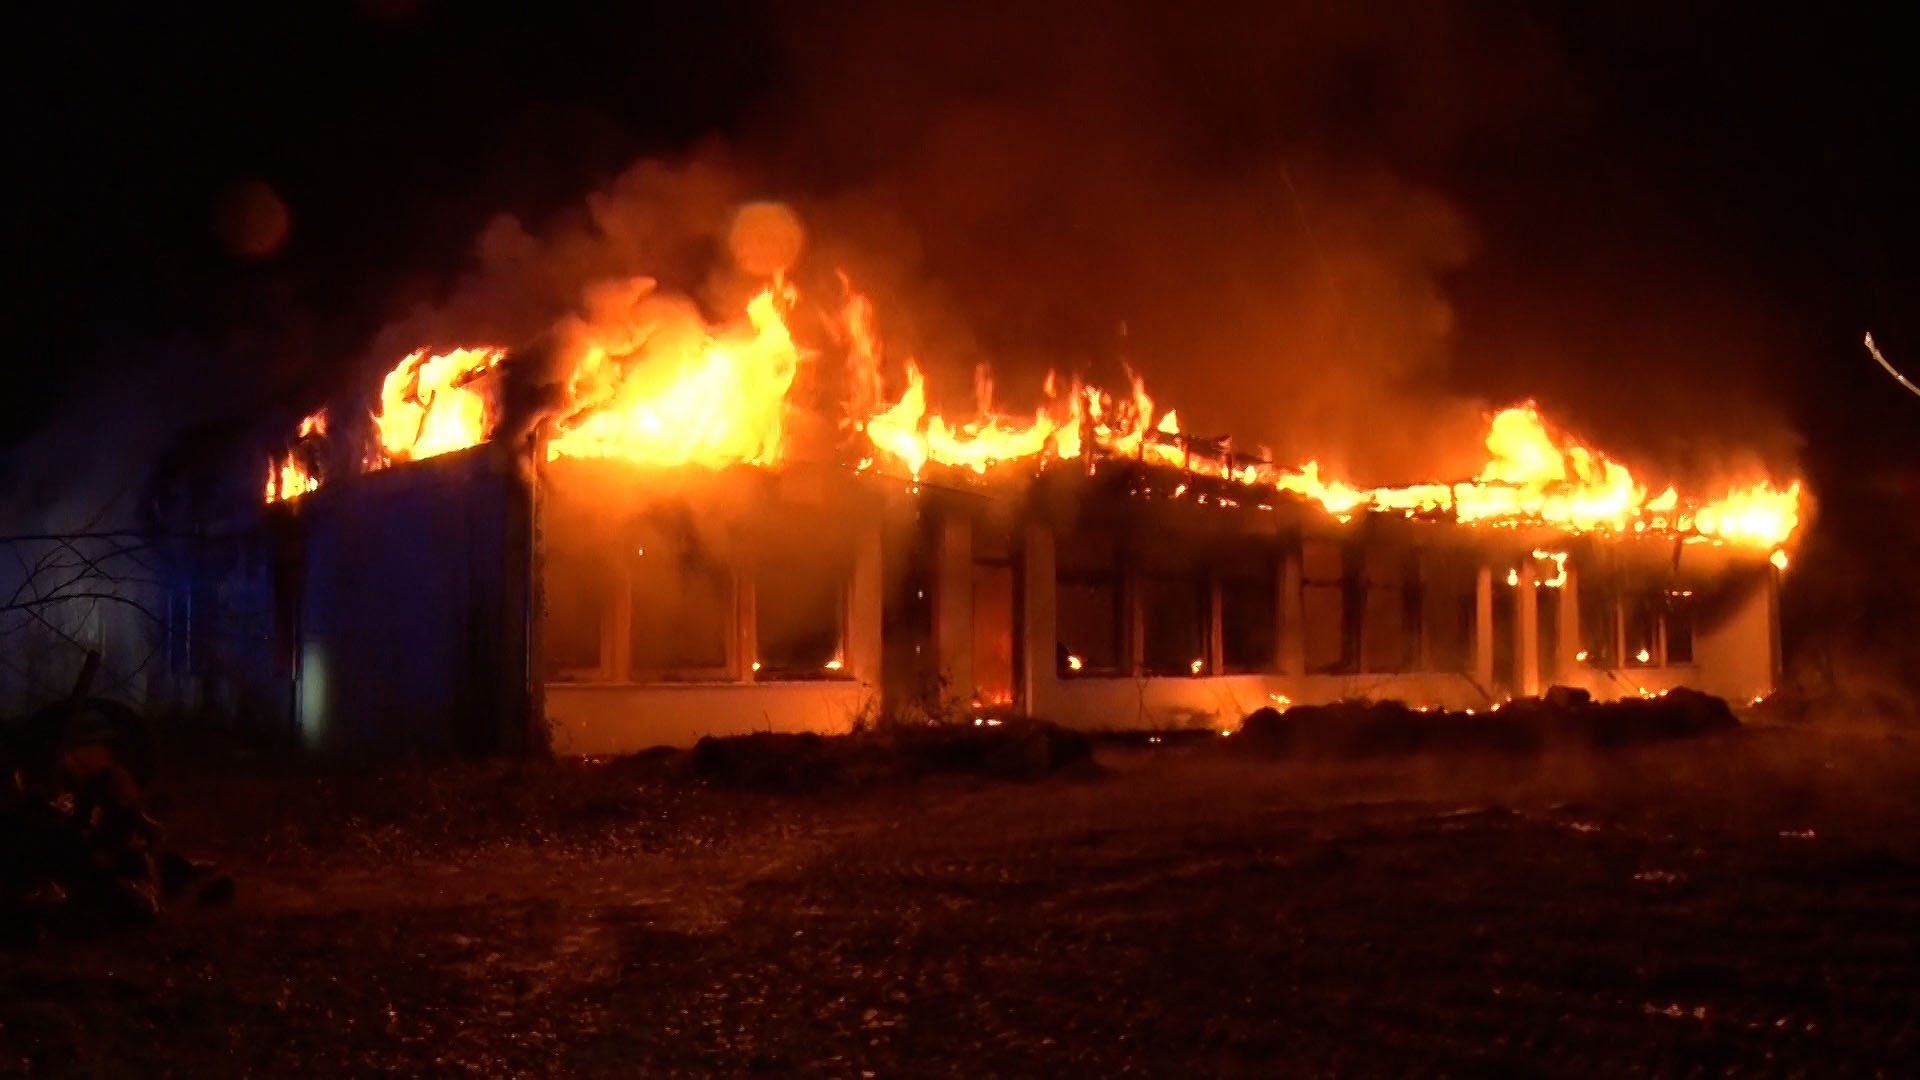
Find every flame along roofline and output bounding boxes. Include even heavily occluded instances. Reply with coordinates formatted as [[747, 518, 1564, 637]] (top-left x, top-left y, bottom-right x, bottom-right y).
[[263, 278, 1800, 556], [268, 384, 1798, 563], [528, 437, 1794, 562]]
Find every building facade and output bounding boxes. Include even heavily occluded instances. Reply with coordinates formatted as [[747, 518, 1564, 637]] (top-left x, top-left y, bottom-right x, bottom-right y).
[[530, 454, 1779, 755]]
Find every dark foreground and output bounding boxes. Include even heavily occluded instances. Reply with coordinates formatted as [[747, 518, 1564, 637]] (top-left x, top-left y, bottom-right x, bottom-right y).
[[6, 724, 1920, 1077]]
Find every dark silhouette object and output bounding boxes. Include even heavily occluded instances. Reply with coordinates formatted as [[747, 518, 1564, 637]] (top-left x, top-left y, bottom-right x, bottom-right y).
[[1235, 687, 1738, 759], [2, 651, 233, 947]]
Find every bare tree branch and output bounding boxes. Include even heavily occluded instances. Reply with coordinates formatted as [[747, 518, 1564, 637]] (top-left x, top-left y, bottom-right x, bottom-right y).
[[2, 592, 163, 624], [1866, 332, 1920, 400]]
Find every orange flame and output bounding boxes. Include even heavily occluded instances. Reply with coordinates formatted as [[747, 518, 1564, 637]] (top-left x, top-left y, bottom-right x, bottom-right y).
[[373, 346, 506, 464], [545, 286, 800, 468], [265, 409, 327, 503], [260, 270, 1805, 557], [265, 456, 319, 503]]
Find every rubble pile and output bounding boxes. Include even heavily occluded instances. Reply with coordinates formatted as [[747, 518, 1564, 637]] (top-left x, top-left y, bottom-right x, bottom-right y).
[[1, 656, 231, 947], [1236, 686, 1739, 759], [690, 718, 1094, 792]]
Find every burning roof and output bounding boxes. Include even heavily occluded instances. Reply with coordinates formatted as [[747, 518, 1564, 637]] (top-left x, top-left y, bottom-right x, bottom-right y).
[[263, 271, 1802, 559]]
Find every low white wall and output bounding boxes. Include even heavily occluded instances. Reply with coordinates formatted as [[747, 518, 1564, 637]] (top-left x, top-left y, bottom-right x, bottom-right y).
[[1033, 671, 1494, 731], [1555, 665, 1706, 702], [547, 681, 876, 755]]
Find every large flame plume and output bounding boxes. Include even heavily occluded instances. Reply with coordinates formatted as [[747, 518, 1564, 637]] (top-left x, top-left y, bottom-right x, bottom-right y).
[[373, 345, 508, 465], [544, 282, 801, 468]]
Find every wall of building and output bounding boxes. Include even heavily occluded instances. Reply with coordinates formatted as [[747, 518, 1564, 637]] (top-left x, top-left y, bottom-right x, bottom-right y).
[[538, 469, 885, 755], [293, 446, 529, 756], [542, 483, 1782, 752], [1012, 518, 1778, 732], [1691, 566, 1780, 704], [1542, 551, 1779, 705]]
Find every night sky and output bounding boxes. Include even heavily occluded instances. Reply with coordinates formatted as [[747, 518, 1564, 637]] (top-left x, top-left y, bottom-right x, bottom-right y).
[[8, 3, 1920, 519]]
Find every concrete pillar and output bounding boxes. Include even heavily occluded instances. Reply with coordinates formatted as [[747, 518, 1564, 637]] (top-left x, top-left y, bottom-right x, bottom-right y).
[[1206, 573, 1225, 676], [1278, 545, 1306, 676], [1019, 523, 1057, 717], [1123, 568, 1145, 677], [1514, 561, 1539, 697], [610, 563, 635, 682], [1613, 593, 1628, 672], [933, 513, 973, 700], [730, 565, 755, 683], [1767, 563, 1783, 691], [1555, 565, 1581, 683], [847, 522, 884, 687], [1473, 564, 1494, 690]]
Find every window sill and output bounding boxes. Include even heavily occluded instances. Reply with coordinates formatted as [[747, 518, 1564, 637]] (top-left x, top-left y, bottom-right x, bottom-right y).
[[545, 678, 859, 689]]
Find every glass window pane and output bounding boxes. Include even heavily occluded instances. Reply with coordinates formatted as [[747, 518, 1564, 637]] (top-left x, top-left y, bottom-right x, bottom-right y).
[[630, 531, 731, 679], [1221, 574, 1277, 674], [756, 557, 847, 679], [544, 549, 608, 680], [1143, 576, 1206, 676], [1057, 575, 1122, 675]]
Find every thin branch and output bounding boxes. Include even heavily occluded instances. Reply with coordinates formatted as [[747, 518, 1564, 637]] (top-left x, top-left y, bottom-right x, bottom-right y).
[[1, 592, 164, 623], [1866, 332, 1920, 400], [1, 600, 94, 652]]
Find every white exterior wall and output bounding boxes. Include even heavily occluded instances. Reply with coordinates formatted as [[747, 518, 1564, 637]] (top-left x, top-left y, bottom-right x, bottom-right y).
[[1019, 520, 1778, 731], [1035, 672, 1490, 732], [548, 501, 1781, 753], [545, 514, 883, 755], [1691, 566, 1779, 704]]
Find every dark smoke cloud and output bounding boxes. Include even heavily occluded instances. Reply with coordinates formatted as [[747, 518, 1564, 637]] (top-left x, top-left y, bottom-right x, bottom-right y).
[[335, 1, 1799, 491], [751, 1, 1564, 481], [330, 4, 1555, 482], [744, 1, 1800, 485]]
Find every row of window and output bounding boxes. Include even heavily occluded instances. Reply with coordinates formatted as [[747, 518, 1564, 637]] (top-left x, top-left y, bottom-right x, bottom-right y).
[[541, 516, 1698, 689], [1055, 536, 1697, 681], [543, 515, 852, 683]]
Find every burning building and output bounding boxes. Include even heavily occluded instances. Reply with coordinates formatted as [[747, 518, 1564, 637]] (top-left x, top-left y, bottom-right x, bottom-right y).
[[260, 257, 1801, 757]]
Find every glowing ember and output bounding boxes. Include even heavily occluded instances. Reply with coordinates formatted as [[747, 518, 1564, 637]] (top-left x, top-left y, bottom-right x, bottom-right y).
[[1532, 549, 1570, 588], [1066, 654, 1085, 672]]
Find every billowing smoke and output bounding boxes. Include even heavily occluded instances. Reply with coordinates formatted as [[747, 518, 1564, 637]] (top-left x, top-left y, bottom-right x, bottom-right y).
[[321, 4, 1591, 485], [319, 1, 1802, 495]]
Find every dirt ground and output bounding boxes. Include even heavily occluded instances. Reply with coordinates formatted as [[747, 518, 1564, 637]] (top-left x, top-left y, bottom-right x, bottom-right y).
[[6, 723, 1920, 1077]]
